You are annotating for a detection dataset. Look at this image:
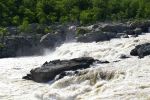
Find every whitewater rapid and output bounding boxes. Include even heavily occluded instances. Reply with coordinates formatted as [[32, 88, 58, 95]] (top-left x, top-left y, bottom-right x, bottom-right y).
[[1, 34, 150, 100]]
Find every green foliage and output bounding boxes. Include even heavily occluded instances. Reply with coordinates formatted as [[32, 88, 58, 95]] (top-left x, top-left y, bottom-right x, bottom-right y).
[[12, 16, 20, 26], [60, 16, 69, 23], [0, 0, 150, 26], [80, 10, 95, 24], [0, 27, 8, 44], [44, 27, 52, 34], [19, 18, 29, 32], [0, 43, 4, 48], [0, 27, 8, 36]]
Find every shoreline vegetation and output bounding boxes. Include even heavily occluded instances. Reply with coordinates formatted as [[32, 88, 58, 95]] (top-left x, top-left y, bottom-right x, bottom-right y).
[[0, 0, 150, 27]]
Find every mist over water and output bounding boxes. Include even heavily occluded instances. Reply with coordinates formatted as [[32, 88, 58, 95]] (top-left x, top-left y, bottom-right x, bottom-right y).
[[1, 33, 150, 100]]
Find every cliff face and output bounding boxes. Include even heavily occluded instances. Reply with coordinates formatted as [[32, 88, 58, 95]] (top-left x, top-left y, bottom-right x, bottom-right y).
[[0, 32, 66, 58]]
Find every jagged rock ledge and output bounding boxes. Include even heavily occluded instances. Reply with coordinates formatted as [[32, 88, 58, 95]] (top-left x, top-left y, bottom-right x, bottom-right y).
[[23, 57, 109, 83]]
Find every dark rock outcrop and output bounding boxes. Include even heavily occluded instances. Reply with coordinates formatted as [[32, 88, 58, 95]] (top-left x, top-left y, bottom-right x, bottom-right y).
[[134, 28, 142, 35], [126, 30, 135, 35], [101, 23, 128, 33], [40, 30, 66, 48], [0, 29, 67, 58], [129, 20, 150, 32], [130, 43, 150, 58], [77, 31, 130, 43], [23, 57, 98, 82], [0, 23, 71, 58], [77, 31, 116, 42], [0, 35, 42, 58]]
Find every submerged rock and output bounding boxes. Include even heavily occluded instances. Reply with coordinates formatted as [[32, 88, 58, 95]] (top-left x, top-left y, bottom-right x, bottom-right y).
[[130, 43, 150, 58], [23, 57, 98, 82], [119, 54, 130, 59]]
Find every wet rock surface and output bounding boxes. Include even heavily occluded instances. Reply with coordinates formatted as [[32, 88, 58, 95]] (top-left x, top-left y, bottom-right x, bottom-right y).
[[101, 23, 128, 33], [77, 31, 116, 42], [130, 43, 150, 58], [128, 20, 150, 32], [40, 30, 66, 48], [23, 57, 99, 82]]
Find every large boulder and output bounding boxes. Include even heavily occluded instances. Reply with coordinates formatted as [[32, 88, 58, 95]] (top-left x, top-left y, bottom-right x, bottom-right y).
[[40, 30, 66, 48], [23, 57, 98, 82], [77, 31, 116, 42], [130, 43, 150, 58], [129, 20, 150, 32], [101, 23, 128, 33], [125, 29, 135, 35], [125, 28, 142, 36], [6, 26, 18, 35], [134, 28, 142, 35]]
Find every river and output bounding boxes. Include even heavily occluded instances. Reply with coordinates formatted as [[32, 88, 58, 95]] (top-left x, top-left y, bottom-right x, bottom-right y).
[[1, 33, 150, 100]]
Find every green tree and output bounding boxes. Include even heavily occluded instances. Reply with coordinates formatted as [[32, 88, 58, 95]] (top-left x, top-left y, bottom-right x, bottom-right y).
[[0, 0, 150, 26], [12, 16, 20, 26], [0, 27, 8, 43], [19, 18, 29, 32], [80, 10, 95, 24]]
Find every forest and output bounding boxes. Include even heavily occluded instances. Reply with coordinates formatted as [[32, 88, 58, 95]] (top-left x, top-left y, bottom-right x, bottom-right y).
[[0, 0, 150, 26]]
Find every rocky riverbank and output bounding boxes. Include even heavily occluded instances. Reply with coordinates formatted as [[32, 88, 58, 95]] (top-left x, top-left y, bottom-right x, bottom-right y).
[[0, 20, 150, 58]]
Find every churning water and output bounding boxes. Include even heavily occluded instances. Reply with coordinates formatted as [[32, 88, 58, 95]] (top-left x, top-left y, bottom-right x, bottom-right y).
[[1, 34, 150, 100]]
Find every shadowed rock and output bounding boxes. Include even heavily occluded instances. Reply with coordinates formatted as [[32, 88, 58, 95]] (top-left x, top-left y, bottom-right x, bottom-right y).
[[101, 23, 128, 33], [40, 30, 66, 48], [130, 43, 150, 58], [0, 35, 43, 58], [119, 54, 130, 59], [77, 31, 116, 42], [23, 57, 99, 82], [129, 20, 150, 32]]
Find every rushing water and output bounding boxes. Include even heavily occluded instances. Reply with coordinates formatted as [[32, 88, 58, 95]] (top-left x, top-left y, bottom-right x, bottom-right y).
[[1, 34, 150, 100]]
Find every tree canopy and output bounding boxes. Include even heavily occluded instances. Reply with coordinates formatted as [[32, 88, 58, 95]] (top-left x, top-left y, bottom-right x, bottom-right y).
[[0, 0, 150, 26]]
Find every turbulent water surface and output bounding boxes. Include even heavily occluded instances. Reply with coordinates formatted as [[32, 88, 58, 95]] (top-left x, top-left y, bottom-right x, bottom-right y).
[[1, 34, 150, 100]]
